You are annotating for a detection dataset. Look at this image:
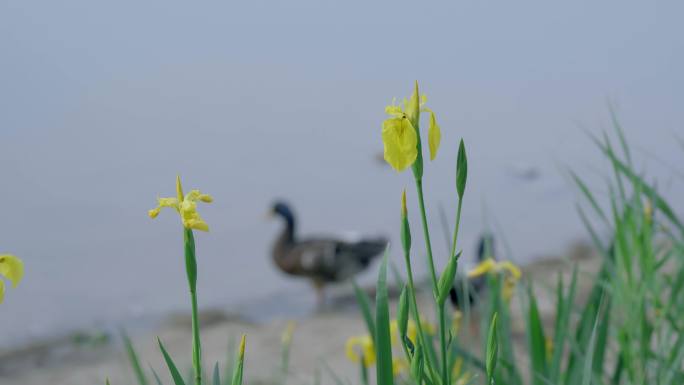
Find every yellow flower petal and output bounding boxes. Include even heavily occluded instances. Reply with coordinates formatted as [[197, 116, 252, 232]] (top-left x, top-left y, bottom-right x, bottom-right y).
[[405, 81, 421, 126], [644, 199, 653, 223], [281, 321, 296, 345], [149, 197, 179, 219], [503, 276, 516, 301], [238, 335, 246, 360], [181, 199, 198, 215], [390, 320, 399, 345], [452, 310, 463, 335], [345, 337, 361, 362], [345, 336, 375, 366], [385, 105, 403, 116], [427, 111, 441, 161], [467, 258, 521, 300], [185, 190, 200, 201], [176, 175, 184, 201], [393, 358, 408, 375], [455, 371, 473, 385], [406, 320, 417, 343], [185, 218, 209, 232], [157, 197, 179, 209], [467, 258, 497, 278], [0, 254, 24, 288], [382, 117, 418, 172], [184, 190, 213, 203], [404, 317, 436, 344], [452, 356, 464, 378], [499, 261, 522, 280], [401, 190, 407, 217], [150, 178, 212, 231]]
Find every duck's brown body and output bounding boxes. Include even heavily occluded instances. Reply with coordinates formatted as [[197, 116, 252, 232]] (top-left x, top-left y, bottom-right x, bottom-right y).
[[270, 202, 386, 301], [272, 232, 386, 282]]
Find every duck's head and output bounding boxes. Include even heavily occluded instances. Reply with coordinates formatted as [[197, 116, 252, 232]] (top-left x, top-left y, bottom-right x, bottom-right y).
[[476, 233, 495, 261], [269, 201, 295, 225]]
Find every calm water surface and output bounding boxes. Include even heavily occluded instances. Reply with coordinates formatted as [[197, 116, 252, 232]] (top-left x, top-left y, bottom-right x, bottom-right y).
[[1, 1, 683, 348]]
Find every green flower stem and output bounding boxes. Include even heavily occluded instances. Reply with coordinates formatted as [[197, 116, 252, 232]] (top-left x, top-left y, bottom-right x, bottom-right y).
[[438, 309, 448, 384], [402, 245, 432, 383], [450, 198, 464, 260], [414, 179, 439, 294], [190, 291, 201, 385], [445, 196, 465, 385], [184, 228, 202, 385], [414, 179, 449, 385]]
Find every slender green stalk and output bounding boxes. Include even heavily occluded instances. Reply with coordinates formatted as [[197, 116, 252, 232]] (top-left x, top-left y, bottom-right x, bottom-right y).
[[414, 179, 448, 385], [445, 197, 464, 384], [360, 354, 369, 385], [185, 229, 202, 385], [190, 291, 201, 385], [402, 243, 434, 379], [122, 330, 149, 385], [415, 179, 439, 294], [438, 308, 448, 385], [450, 198, 464, 260]]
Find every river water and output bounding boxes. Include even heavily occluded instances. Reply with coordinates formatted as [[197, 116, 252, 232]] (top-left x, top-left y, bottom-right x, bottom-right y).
[[1, 1, 683, 348]]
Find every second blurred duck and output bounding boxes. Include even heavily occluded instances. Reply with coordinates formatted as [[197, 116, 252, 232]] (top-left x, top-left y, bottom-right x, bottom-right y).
[[449, 233, 495, 309]]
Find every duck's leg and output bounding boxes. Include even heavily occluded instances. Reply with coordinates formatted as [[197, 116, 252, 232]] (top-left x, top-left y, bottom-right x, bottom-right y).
[[312, 279, 326, 308]]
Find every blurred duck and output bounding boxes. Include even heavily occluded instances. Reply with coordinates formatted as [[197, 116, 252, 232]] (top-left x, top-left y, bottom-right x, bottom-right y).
[[449, 233, 495, 309], [269, 201, 387, 304]]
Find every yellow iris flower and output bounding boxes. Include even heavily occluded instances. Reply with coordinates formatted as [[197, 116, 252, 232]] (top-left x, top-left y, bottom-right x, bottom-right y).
[[451, 310, 463, 336], [281, 321, 296, 346], [392, 357, 408, 376], [345, 335, 376, 367], [468, 258, 522, 301], [381, 82, 442, 171], [148, 176, 213, 231], [0, 254, 24, 303], [346, 317, 435, 374], [427, 110, 441, 161], [451, 357, 473, 385], [345, 333, 409, 376], [382, 116, 418, 172], [389, 317, 436, 347], [467, 258, 521, 279]]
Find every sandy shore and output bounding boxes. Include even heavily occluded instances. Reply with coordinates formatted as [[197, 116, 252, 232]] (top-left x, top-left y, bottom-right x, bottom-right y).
[[0, 243, 600, 385]]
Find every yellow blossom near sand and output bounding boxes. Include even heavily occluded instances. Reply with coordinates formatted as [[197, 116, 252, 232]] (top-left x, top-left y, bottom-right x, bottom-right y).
[[148, 175, 213, 231], [468, 258, 521, 280], [345, 335, 376, 366], [281, 321, 296, 345], [468, 258, 522, 301]]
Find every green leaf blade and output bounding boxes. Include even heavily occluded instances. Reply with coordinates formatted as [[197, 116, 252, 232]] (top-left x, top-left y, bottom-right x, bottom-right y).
[[375, 250, 394, 385], [157, 338, 187, 385]]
